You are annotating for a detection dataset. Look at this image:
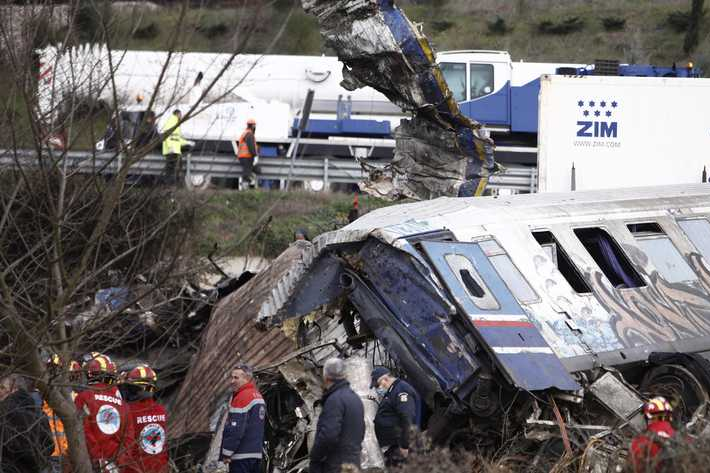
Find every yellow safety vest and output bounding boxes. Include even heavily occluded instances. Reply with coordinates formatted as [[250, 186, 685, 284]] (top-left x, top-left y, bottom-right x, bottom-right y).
[[162, 114, 186, 156]]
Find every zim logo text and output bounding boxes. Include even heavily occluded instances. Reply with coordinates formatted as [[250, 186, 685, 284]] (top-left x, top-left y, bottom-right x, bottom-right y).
[[576, 121, 618, 138], [575, 99, 618, 138]]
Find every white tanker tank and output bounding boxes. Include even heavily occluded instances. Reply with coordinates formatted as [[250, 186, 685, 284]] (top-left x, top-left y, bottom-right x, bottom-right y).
[[38, 44, 402, 148]]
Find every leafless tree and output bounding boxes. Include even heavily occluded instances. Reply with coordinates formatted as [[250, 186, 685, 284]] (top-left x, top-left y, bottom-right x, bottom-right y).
[[0, 1, 294, 471]]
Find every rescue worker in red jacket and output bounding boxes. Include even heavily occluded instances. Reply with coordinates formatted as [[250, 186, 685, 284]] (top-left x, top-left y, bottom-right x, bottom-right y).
[[74, 353, 132, 472], [221, 364, 266, 473], [236, 119, 259, 188], [630, 396, 677, 472], [120, 364, 168, 473]]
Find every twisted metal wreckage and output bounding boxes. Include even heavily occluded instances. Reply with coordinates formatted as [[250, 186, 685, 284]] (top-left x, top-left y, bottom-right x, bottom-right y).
[[164, 1, 710, 471], [171, 184, 710, 472], [299, 0, 497, 201]]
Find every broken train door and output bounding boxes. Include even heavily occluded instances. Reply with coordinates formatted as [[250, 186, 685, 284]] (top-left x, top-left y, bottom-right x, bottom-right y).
[[420, 240, 579, 391]]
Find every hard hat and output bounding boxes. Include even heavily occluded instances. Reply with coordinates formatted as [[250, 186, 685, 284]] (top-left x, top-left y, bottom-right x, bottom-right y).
[[83, 353, 117, 380], [247, 118, 256, 125], [47, 353, 63, 367], [643, 396, 673, 420], [69, 360, 82, 372], [125, 364, 158, 390]]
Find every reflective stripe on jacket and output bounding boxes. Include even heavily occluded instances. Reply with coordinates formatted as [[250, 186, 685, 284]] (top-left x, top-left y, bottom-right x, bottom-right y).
[[161, 114, 185, 156], [220, 382, 265, 461], [237, 129, 257, 159], [42, 401, 68, 457]]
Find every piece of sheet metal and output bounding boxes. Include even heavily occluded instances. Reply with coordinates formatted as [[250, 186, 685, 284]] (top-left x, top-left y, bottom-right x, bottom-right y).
[[420, 240, 579, 391]]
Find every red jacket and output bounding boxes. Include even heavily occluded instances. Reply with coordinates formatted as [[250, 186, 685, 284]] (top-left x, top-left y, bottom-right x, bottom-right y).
[[123, 398, 169, 473], [74, 384, 132, 466], [630, 420, 676, 473]]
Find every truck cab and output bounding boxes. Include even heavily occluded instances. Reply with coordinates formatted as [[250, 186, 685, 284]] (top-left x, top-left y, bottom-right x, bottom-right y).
[[437, 50, 580, 134], [436, 50, 700, 135]]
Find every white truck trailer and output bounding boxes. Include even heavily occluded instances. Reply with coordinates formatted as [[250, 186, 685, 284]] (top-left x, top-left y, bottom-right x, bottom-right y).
[[536, 74, 710, 193]]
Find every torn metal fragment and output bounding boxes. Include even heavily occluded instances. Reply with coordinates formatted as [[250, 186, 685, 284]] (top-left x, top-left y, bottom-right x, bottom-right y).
[[301, 0, 497, 199]]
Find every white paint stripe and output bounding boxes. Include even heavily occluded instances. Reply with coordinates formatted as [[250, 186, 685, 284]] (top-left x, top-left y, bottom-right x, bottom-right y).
[[229, 398, 265, 414], [491, 346, 554, 354], [470, 314, 530, 322]]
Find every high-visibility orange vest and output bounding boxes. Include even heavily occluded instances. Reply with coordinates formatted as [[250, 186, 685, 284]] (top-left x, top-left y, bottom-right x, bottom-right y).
[[42, 401, 68, 457], [237, 129, 255, 159]]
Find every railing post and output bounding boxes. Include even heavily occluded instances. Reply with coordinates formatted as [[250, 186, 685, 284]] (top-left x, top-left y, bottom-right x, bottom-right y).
[[186, 152, 192, 186], [324, 157, 329, 189]]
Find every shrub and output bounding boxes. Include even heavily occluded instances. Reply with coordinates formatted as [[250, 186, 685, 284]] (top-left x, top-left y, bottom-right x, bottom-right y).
[[601, 16, 626, 32], [430, 20, 454, 33], [198, 22, 229, 39], [667, 11, 691, 33], [537, 16, 585, 35], [132, 22, 160, 40], [487, 16, 511, 35]]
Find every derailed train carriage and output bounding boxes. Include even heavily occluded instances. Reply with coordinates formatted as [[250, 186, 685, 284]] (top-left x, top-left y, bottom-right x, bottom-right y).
[[254, 183, 710, 469]]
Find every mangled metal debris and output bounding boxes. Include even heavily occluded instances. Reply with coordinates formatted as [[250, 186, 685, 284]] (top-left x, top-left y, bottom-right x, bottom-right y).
[[301, 0, 497, 200], [168, 184, 710, 471]]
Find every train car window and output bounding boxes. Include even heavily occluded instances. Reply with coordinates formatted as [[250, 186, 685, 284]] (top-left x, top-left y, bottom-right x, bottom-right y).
[[678, 219, 710, 261], [574, 227, 646, 289], [627, 223, 697, 283], [440, 62, 467, 102], [469, 64, 494, 99], [477, 238, 539, 303], [444, 253, 500, 310], [532, 231, 592, 293]]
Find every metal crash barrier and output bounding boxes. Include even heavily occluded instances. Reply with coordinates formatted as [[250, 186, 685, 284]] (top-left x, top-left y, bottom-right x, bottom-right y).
[[0, 150, 538, 193]]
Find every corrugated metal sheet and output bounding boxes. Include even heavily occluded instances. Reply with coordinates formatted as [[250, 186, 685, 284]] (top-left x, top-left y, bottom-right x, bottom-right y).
[[169, 242, 312, 438]]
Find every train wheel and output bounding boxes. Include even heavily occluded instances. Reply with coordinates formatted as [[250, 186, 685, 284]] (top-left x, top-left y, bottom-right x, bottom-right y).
[[639, 364, 709, 424]]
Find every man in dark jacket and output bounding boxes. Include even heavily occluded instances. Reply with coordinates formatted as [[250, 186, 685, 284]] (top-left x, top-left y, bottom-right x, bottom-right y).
[[0, 374, 54, 473], [371, 366, 420, 466], [309, 358, 365, 473], [220, 364, 265, 473]]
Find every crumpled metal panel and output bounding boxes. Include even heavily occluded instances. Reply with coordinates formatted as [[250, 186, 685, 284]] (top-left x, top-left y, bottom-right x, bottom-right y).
[[256, 240, 317, 326], [301, 0, 496, 200], [170, 244, 307, 438]]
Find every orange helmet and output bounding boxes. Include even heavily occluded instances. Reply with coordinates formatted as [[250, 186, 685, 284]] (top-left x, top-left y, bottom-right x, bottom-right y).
[[126, 365, 158, 391], [246, 118, 256, 126], [83, 353, 117, 381], [643, 396, 673, 420]]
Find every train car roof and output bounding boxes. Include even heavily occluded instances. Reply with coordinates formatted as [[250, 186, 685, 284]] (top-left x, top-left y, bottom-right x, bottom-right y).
[[320, 184, 710, 248]]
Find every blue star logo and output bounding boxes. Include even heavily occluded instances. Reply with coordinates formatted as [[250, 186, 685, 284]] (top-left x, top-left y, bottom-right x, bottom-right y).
[[583, 110, 589, 117], [589, 100, 596, 107], [594, 110, 601, 117], [606, 110, 612, 117], [577, 100, 584, 107], [600, 101, 606, 108], [611, 101, 618, 108]]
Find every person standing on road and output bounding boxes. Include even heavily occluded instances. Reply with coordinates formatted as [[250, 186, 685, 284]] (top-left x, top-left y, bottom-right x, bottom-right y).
[[236, 119, 259, 188], [120, 365, 169, 473], [161, 109, 186, 185], [371, 366, 420, 467], [309, 358, 365, 473], [220, 364, 266, 473]]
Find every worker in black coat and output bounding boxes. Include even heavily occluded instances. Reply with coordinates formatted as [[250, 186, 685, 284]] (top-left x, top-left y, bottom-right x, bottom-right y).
[[309, 358, 365, 473], [0, 374, 54, 473], [371, 366, 420, 466]]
